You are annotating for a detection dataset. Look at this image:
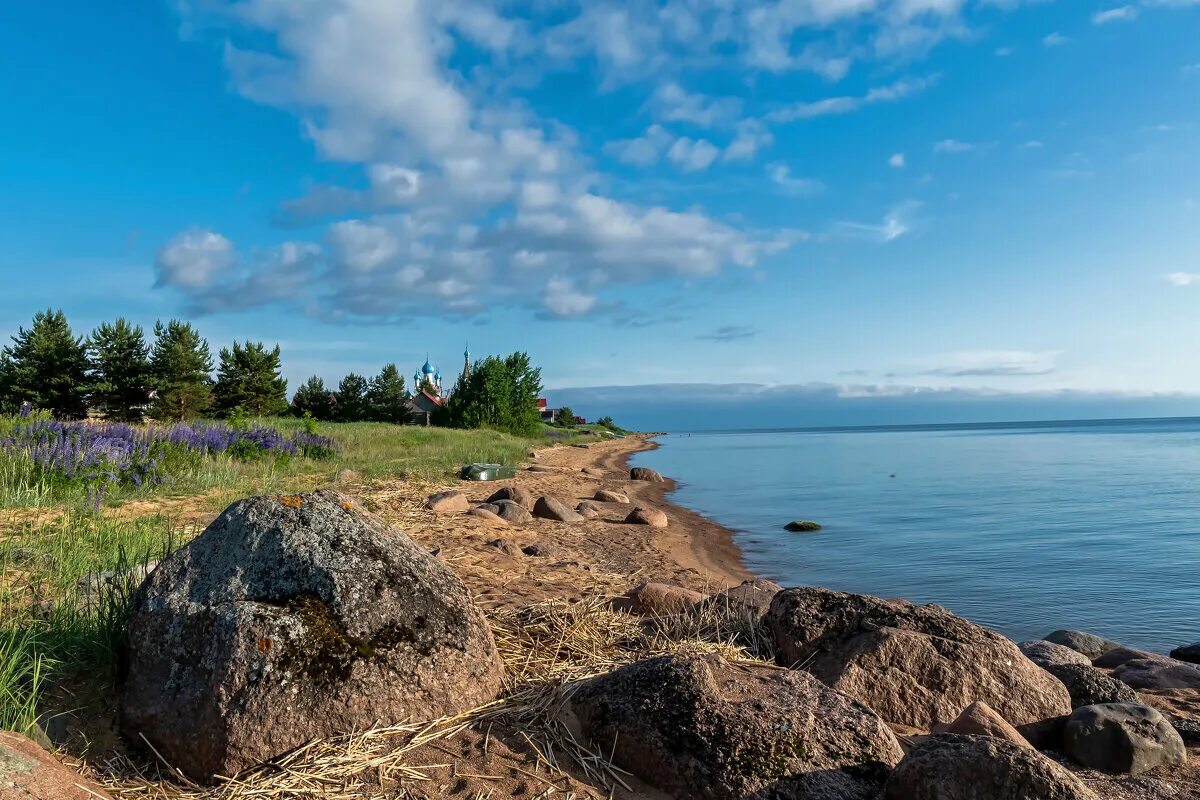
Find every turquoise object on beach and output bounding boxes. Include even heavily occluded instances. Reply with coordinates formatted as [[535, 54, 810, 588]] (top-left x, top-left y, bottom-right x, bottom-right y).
[[460, 463, 518, 481]]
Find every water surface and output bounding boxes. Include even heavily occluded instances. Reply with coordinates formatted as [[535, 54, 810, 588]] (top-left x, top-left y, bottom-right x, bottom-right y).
[[631, 418, 1200, 653]]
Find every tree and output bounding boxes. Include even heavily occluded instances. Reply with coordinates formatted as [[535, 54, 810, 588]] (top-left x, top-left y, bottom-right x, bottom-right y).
[[438, 351, 543, 435], [0, 309, 89, 419], [555, 405, 577, 427], [335, 373, 370, 422], [291, 376, 335, 421], [365, 364, 408, 423], [87, 318, 152, 422], [212, 341, 288, 417], [149, 320, 213, 421]]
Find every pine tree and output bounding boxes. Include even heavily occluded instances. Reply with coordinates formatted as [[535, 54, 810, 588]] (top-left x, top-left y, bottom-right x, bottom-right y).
[[87, 318, 152, 422], [212, 341, 289, 417], [334, 373, 370, 422], [291, 376, 336, 421], [365, 363, 409, 423], [555, 405, 577, 427], [149, 320, 213, 421], [438, 351, 543, 435], [0, 309, 89, 419]]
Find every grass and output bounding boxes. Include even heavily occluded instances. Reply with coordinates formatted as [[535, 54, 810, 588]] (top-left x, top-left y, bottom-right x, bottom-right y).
[[0, 417, 564, 744]]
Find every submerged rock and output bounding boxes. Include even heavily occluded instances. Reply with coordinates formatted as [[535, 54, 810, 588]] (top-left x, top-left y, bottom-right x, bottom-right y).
[[766, 587, 1071, 729], [885, 734, 1097, 800], [629, 466, 664, 482], [119, 490, 504, 781], [784, 520, 822, 532], [1064, 703, 1186, 776], [571, 653, 903, 800]]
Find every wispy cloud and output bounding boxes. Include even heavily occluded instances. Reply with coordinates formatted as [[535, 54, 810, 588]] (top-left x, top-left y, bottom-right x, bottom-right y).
[[910, 350, 1060, 377], [767, 164, 824, 196], [1042, 32, 1068, 46], [889, 153, 906, 168], [766, 76, 938, 123], [933, 138, 974, 154], [698, 325, 758, 343], [1166, 272, 1200, 286], [835, 201, 921, 243], [1092, 6, 1138, 24]]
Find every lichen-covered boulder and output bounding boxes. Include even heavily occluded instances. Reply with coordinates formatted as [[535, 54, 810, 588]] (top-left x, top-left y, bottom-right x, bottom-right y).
[[885, 734, 1097, 800], [1044, 663, 1138, 708], [1064, 703, 1186, 776], [571, 653, 903, 800], [1044, 630, 1120, 661], [629, 466, 664, 482], [1019, 640, 1093, 669], [766, 587, 1071, 729], [119, 490, 504, 781], [0, 731, 113, 800]]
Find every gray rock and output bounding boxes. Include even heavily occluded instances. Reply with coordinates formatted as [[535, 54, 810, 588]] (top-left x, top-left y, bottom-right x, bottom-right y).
[[766, 587, 1071, 729], [119, 490, 504, 781], [1169, 641, 1200, 664], [571, 653, 903, 800], [885, 734, 1098, 800], [629, 466, 664, 482], [1044, 663, 1139, 708], [475, 502, 501, 514], [1169, 715, 1200, 746], [493, 499, 534, 524], [1064, 703, 1186, 776], [1112, 658, 1200, 690], [77, 560, 159, 608], [702, 579, 784, 616], [1044, 630, 1121, 660], [532, 495, 583, 522], [486, 486, 534, 509], [1019, 639, 1094, 669]]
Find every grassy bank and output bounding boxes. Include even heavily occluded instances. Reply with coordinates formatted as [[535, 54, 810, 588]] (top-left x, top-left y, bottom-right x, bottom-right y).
[[0, 418, 563, 737]]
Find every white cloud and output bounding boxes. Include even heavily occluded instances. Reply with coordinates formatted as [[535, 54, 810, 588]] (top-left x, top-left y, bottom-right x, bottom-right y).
[[1042, 32, 1068, 46], [889, 152, 906, 168], [1092, 6, 1138, 24], [723, 120, 774, 162], [668, 137, 721, 172], [607, 125, 674, 166], [649, 82, 741, 128], [155, 229, 235, 290], [836, 201, 921, 242], [767, 76, 938, 123], [1022, 140, 1044, 148], [1166, 272, 1200, 286], [328, 220, 400, 272], [542, 276, 597, 317], [767, 164, 825, 195], [933, 138, 974, 153]]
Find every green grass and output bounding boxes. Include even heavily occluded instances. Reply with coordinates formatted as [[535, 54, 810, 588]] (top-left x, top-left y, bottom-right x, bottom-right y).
[[0, 419, 562, 735]]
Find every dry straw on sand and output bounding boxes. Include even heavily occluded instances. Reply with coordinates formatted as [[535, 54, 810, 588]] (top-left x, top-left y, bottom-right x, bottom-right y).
[[82, 590, 774, 800]]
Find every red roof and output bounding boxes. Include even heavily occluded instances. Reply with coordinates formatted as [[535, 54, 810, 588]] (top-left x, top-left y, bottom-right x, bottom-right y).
[[536, 398, 548, 409], [421, 390, 444, 406]]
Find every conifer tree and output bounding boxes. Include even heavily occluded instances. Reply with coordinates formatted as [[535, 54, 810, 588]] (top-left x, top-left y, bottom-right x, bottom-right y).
[[0, 309, 89, 418], [437, 351, 543, 435], [365, 363, 409, 423], [291, 376, 336, 421], [149, 320, 213, 421], [334, 373, 370, 422], [87, 318, 151, 422], [212, 341, 289, 417]]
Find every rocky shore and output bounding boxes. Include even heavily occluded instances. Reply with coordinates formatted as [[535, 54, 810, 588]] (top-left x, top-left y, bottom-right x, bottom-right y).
[[6, 435, 1199, 799]]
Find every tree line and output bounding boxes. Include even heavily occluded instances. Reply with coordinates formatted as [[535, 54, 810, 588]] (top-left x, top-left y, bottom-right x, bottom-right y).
[[0, 309, 552, 436]]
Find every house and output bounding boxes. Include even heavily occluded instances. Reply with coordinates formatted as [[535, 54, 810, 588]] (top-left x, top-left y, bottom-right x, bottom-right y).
[[408, 389, 443, 426]]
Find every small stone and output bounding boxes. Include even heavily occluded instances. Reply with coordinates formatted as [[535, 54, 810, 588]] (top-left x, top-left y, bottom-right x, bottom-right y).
[[486, 486, 534, 509], [612, 582, 704, 616], [935, 701, 1034, 749], [425, 490, 469, 513], [593, 489, 630, 504], [466, 508, 508, 526], [1064, 703, 1186, 776], [784, 520, 822, 532], [1044, 630, 1121, 660], [575, 500, 603, 519], [581, 467, 605, 477], [484, 538, 521, 556], [1169, 642, 1200, 664], [532, 495, 583, 522], [625, 506, 668, 528], [629, 466, 664, 482], [1020, 639, 1094, 669], [493, 500, 534, 524], [0, 731, 114, 799], [521, 544, 552, 557]]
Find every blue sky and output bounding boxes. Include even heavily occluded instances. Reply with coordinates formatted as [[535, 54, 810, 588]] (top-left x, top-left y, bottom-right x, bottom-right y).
[[1, 1, 1198, 427]]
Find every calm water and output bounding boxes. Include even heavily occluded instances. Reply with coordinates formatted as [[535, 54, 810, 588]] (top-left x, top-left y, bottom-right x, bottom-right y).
[[630, 418, 1200, 654]]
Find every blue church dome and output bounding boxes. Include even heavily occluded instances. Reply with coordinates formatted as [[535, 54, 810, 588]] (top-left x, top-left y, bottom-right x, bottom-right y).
[[421, 358, 435, 375]]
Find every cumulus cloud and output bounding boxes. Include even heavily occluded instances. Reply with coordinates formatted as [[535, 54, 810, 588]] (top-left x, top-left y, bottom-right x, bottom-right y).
[[155, 229, 235, 290], [668, 137, 722, 172], [649, 82, 741, 128], [889, 152, 906, 168]]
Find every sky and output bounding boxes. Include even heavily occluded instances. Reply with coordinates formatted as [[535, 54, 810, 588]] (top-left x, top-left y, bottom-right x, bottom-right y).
[[1, 1, 1199, 429]]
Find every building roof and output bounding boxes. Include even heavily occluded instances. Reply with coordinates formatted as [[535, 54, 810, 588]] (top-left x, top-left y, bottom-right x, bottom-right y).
[[421, 359, 435, 375]]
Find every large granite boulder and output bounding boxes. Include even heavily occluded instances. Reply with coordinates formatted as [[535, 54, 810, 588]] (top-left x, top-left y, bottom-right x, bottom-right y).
[[885, 734, 1097, 800], [1170, 641, 1200, 664], [1044, 630, 1120, 661], [629, 466, 664, 482], [570, 653, 903, 800], [1112, 658, 1200, 690], [532, 495, 583, 522], [120, 490, 504, 780], [1044, 663, 1139, 708], [1019, 639, 1093, 669], [487, 486, 534, 509], [1063, 703, 1187, 776], [766, 587, 1071, 729], [0, 731, 113, 800]]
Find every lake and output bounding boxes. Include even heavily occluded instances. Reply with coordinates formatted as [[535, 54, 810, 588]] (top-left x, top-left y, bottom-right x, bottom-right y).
[[630, 417, 1200, 653]]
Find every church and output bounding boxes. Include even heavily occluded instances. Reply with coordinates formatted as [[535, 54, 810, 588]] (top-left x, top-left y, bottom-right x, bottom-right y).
[[406, 345, 471, 425]]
